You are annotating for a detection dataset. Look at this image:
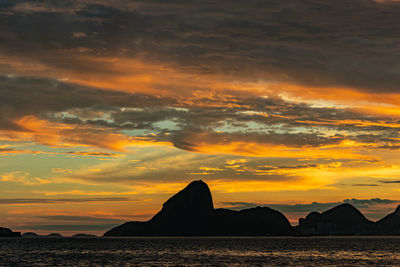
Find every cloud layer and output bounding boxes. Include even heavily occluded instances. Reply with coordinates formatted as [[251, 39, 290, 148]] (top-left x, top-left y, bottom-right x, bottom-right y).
[[2, 74, 400, 157], [1, 0, 399, 92]]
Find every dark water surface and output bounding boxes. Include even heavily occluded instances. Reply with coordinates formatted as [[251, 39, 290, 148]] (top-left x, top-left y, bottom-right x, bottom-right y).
[[1, 237, 400, 266]]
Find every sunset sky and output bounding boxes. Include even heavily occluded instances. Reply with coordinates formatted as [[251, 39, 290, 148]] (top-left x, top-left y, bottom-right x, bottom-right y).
[[1, 0, 400, 235]]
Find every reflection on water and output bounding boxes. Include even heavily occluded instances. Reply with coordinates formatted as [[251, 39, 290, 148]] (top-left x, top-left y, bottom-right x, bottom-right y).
[[1, 237, 400, 266]]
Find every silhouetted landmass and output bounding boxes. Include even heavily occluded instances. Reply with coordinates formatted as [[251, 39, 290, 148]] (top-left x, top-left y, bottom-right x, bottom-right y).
[[104, 180, 293, 236], [297, 204, 378, 235], [22, 232, 39, 238], [0, 227, 21, 237], [73, 234, 98, 238], [22, 232, 68, 238], [210, 207, 293, 236], [4, 181, 399, 237], [377, 205, 400, 234], [23, 232, 97, 238], [46, 233, 63, 238], [104, 180, 400, 236]]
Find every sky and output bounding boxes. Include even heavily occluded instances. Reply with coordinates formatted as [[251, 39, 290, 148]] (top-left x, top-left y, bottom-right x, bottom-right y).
[[0, 0, 400, 236]]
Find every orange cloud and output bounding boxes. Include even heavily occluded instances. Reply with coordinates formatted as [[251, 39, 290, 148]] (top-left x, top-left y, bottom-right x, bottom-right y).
[[0, 113, 392, 160], [52, 168, 72, 174], [3, 49, 400, 123], [0, 52, 236, 98], [0, 115, 171, 151], [272, 83, 400, 118], [177, 137, 375, 160], [1, 171, 50, 185], [207, 179, 336, 193]]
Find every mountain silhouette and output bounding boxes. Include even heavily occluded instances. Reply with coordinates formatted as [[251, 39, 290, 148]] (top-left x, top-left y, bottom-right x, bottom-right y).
[[210, 207, 293, 236], [377, 205, 400, 234], [22, 232, 66, 238], [46, 233, 63, 238], [104, 180, 293, 236], [0, 227, 21, 237], [104, 180, 400, 236], [297, 203, 378, 235], [73, 233, 98, 238], [105, 180, 215, 236], [148, 180, 214, 235], [22, 232, 39, 238]]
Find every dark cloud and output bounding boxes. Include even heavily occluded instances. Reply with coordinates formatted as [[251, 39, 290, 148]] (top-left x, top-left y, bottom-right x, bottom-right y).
[[0, 148, 16, 153], [0, 75, 175, 120], [0, 116, 28, 131], [2, 74, 400, 152], [64, 151, 121, 157], [170, 131, 345, 151], [0, 147, 122, 157], [352, 184, 379, 187], [221, 202, 260, 210], [0, 0, 399, 91], [379, 180, 400, 184], [257, 165, 318, 171], [343, 198, 399, 205]]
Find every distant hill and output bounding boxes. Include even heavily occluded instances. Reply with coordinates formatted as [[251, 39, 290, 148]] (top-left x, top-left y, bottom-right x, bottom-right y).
[[210, 207, 293, 236], [22, 232, 39, 238], [22, 232, 66, 238], [104, 180, 400, 236], [46, 233, 63, 238], [297, 203, 378, 235], [104, 180, 293, 236], [377, 205, 400, 234], [0, 227, 21, 237], [73, 233, 98, 238]]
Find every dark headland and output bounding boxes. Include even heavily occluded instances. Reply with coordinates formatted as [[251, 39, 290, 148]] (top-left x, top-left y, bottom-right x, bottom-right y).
[[0, 227, 21, 237], [104, 180, 400, 237]]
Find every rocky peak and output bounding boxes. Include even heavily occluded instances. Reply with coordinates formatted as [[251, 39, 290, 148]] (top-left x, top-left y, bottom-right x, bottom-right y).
[[395, 205, 400, 215], [152, 180, 214, 221]]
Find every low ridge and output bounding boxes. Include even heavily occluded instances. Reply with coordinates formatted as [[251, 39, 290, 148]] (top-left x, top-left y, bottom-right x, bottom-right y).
[[210, 206, 293, 236], [298, 203, 377, 235]]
